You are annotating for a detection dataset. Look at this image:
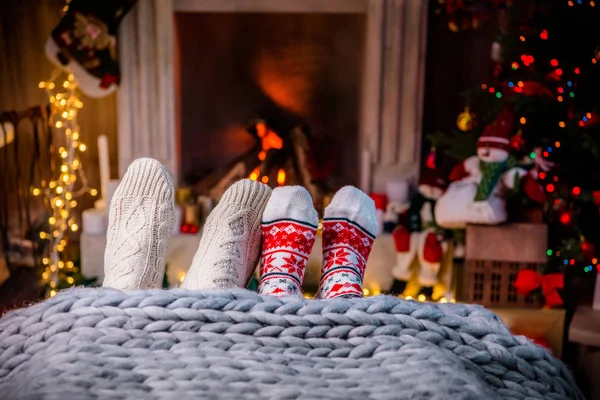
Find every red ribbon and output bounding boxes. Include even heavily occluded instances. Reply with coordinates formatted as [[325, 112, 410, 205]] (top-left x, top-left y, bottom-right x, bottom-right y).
[[513, 270, 564, 308]]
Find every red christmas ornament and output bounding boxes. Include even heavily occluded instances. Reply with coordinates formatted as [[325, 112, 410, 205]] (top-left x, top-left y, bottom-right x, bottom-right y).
[[560, 212, 571, 225], [426, 150, 437, 169], [582, 242, 596, 260]]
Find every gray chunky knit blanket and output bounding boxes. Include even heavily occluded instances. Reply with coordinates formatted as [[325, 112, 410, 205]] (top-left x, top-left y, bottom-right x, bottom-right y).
[[0, 288, 582, 400]]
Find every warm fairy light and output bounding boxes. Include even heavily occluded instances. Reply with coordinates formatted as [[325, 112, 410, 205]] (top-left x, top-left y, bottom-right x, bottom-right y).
[[249, 168, 260, 181], [258, 151, 266, 161], [555, 141, 561, 147], [277, 169, 286, 186], [519, 36, 526, 42], [440, 297, 448, 304], [261, 176, 269, 184], [180, 274, 186, 283], [559, 121, 566, 128], [557, 96, 564, 102], [520, 117, 527, 124], [36, 70, 97, 298], [363, 288, 371, 296], [417, 294, 427, 302]]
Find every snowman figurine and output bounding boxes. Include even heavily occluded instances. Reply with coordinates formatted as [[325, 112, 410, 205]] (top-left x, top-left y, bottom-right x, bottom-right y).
[[435, 107, 546, 229]]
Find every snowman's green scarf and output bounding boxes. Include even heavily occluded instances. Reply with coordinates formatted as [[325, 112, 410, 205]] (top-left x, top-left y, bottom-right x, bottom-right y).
[[474, 156, 525, 201]]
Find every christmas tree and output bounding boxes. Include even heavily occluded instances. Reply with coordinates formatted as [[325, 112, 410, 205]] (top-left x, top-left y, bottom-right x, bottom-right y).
[[429, 1, 600, 285]]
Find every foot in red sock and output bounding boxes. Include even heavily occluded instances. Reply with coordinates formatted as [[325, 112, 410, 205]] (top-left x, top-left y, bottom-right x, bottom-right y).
[[258, 186, 318, 298], [318, 186, 378, 299]]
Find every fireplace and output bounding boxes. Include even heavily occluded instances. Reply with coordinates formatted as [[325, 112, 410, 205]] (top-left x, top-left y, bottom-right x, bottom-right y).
[[176, 12, 365, 191], [117, 0, 429, 194]]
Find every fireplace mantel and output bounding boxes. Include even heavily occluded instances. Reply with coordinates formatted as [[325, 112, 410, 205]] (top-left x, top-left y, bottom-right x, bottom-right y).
[[117, 0, 428, 191]]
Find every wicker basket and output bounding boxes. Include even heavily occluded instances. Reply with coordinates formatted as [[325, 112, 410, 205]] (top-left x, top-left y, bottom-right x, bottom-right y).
[[463, 223, 548, 308]]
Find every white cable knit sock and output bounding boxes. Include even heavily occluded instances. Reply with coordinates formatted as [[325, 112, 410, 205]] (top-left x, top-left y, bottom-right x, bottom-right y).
[[318, 186, 378, 299], [258, 186, 318, 298], [181, 179, 271, 290], [103, 158, 175, 290]]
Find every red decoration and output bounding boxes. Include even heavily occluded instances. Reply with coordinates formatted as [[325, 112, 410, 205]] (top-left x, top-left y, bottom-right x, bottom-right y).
[[369, 193, 388, 211], [510, 132, 526, 151], [514, 269, 564, 308], [423, 232, 443, 263], [593, 190, 600, 205], [539, 30, 549, 40], [582, 241, 596, 260], [560, 212, 571, 225], [521, 174, 547, 203], [392, 227, 411, 252], [426, 150, 437, 169], [521, 81, 553, 97], [181, 224, 198, 234]]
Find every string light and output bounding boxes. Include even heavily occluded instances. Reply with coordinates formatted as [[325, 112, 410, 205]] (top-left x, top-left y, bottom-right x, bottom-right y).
[[36, 70, 97, 298]]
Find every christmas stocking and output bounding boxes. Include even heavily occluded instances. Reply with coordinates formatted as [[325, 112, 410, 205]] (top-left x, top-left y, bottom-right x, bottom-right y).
[[391, 226, 417, 282], [45, 0, 137, 98], [417, 230, 446, 287]]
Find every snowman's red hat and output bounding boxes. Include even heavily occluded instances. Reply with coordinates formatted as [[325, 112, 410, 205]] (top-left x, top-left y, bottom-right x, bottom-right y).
[[477, 106, 514, 151]]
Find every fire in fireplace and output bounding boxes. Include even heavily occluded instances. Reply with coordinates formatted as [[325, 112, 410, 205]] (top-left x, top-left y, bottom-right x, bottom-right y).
[[175, 11, 366, 201]]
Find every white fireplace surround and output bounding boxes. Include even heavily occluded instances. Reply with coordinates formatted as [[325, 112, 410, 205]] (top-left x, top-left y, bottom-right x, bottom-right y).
[[117, 0, 429, 191]]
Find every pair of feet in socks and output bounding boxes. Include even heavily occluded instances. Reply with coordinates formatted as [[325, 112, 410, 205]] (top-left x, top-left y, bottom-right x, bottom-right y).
[[102, 158, 378, 299]]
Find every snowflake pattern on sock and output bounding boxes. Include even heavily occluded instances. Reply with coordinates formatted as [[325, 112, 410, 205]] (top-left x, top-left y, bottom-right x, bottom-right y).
[[318, 218, 376, 299], [258, 219, 317, 297]]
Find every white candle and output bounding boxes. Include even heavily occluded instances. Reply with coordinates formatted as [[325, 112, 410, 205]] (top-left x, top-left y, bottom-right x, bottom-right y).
[[98, 134, 110, 203], [0, 122, 15, 149], [360, 149, 372, 193], [594, 272, 600, 311]]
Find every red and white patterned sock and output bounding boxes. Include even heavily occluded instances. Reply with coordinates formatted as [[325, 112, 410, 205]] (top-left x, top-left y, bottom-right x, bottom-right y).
[[318, 186, 378, 299], [258, 186, 318, 298]]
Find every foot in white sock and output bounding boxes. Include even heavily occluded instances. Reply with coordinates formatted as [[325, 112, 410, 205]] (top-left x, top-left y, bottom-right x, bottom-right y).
[[103, 158, 175, 290], [317, 186, 378, 299], [181, 179, 271, 290], [258, 186, 318, 298]]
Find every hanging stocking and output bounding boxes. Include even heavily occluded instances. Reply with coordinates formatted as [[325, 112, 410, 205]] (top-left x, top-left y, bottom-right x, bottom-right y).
[[45, 0, 137, 98], [391, 226, 417, 284], [417, 230, 446, 287]]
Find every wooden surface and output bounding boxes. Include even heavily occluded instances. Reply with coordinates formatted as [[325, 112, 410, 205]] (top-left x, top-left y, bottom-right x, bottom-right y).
[[569, 306, 600, 348], [466, 223, 548, 263], [492, 307, 565, 358], [174, 0, 368, 13]]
